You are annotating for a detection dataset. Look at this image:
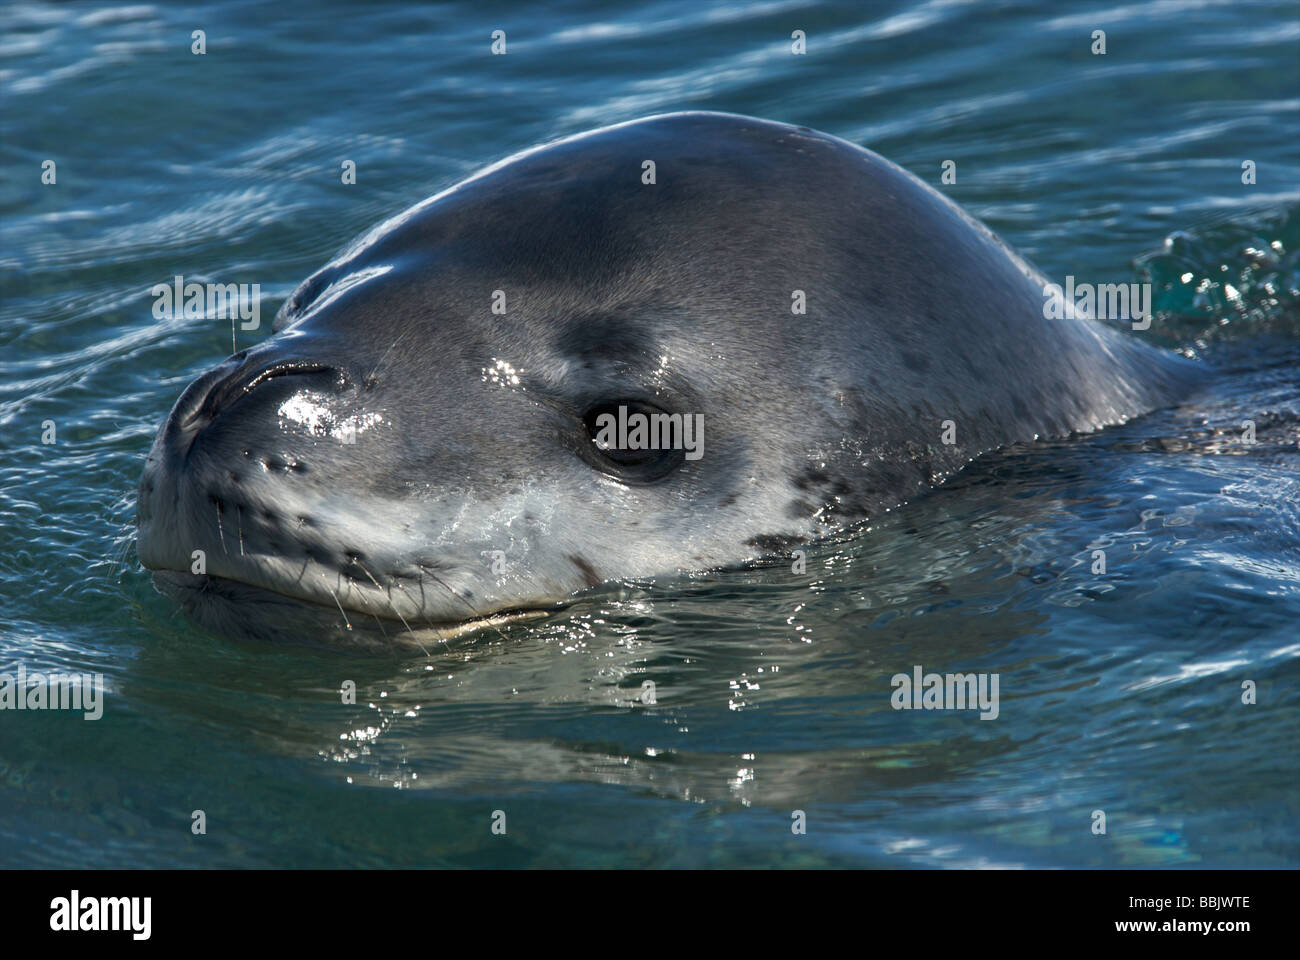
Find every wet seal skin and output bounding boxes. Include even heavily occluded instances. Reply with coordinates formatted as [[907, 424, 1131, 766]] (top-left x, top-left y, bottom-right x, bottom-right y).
[[136, 112, 1202, 648]]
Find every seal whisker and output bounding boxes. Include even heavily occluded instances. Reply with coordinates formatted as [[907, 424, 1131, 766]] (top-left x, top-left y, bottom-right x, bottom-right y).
[[214, 500, 228, 555], [354, 558, 430, 655], [366, 329, 412, 384], [322, 572, 352, 632], [416, 568, 512, 648], [383, 576, 443, 654]]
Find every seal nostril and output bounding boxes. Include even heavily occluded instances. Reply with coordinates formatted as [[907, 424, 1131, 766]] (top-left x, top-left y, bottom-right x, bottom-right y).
[[180, 356, 337, 430], [174, 354, 245, 429]]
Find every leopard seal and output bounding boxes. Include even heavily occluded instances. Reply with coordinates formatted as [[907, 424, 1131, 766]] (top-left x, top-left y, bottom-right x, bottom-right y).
[[135, 111, 1200, 646]]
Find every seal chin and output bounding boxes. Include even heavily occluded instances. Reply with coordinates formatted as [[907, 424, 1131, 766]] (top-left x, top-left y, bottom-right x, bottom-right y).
[[150, 570, 556, 650]]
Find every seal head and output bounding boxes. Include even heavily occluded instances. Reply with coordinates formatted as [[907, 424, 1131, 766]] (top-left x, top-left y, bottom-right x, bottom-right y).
[[136, 112, 1198, 644]]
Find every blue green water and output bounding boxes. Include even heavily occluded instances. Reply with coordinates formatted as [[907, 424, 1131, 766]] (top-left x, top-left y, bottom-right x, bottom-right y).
[[2, 0, 1298, 867]]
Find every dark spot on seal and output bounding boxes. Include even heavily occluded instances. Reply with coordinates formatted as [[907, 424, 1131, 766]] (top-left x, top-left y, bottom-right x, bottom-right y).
[[746, 533, 808, 553], [901, 350, 931, 374], [719, 491, 740, 507], [568, 554, 602, 589], [790, 463, 869, 524], [794, 468, 829, 491], [558, 315, 656, 370]]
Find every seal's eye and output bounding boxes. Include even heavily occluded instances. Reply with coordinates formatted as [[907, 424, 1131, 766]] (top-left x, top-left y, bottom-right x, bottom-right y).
[[580, 400, 687, 482]]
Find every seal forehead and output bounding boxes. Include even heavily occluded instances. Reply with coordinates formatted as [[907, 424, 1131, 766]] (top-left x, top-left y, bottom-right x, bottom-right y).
[[313, 115, 858, 277], [277, 113, 887, 361]]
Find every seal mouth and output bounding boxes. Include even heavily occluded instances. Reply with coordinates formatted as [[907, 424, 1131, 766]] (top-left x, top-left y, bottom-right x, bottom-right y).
[[149, 569, 557, 647]]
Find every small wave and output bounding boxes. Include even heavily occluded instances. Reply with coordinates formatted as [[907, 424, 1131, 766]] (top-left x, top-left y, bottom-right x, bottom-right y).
[[1134, 204, 1300, 347]]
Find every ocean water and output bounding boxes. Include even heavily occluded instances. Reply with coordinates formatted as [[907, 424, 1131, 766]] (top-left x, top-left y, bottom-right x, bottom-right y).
[[1, 0, 1298, 868]]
